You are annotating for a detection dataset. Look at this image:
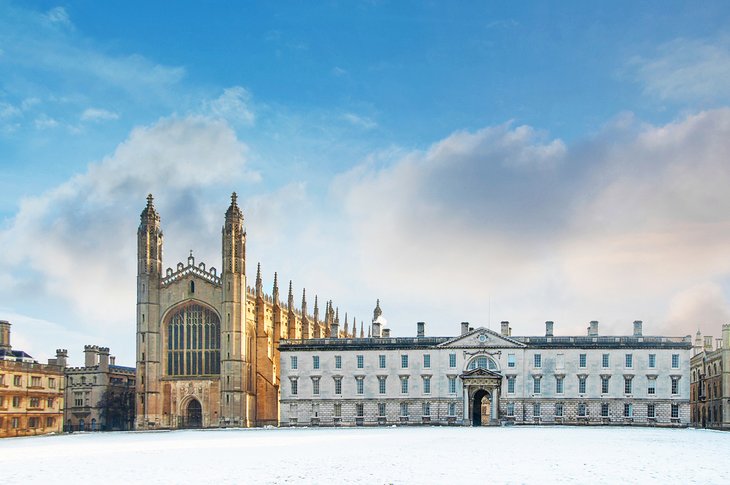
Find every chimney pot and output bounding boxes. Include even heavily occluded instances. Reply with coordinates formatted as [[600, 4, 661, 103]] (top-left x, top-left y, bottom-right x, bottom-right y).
[[461, 322, 470, 336]]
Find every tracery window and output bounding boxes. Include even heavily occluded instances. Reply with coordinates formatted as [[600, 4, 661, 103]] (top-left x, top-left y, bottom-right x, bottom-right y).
[[466, 355, 498, 371], [167, 303, 220, 376]]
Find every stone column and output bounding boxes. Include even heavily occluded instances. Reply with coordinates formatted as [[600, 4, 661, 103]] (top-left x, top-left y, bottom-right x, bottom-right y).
[[491, 386, 500, 424]]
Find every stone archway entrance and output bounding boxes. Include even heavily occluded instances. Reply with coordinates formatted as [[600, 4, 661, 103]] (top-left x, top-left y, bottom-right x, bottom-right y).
[[461, 367, 502, 426], [472, 389, 491, 426], [184, 398, 202, 428]]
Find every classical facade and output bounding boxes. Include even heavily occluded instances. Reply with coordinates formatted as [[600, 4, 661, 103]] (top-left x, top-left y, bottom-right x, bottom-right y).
[[64, 345, 136, 431], [689, 325, 729, 429], [280, 305, 691, 427], [136, 194, 350, 429], [0, 320, 65, 438]]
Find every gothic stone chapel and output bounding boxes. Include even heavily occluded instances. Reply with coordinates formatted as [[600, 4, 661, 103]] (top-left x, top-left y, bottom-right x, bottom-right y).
[[136, 193, 338, 429]]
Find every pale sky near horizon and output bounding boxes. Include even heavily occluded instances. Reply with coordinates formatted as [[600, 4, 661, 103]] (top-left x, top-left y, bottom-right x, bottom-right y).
[[2, 1, 730, 366]]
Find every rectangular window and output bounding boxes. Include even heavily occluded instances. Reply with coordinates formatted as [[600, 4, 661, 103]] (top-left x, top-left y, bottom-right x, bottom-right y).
[[555, 403, 563, 417], [334, 355, 341, 369], [578, 403, 587, 416], [648, 354, 656, 368], [579, 354, 587, 368], [13, 375, 21, 386], [671, 404, 679, 419], [312, 355, 320, 370], [356, 355, 364, 369], [13, 396, 21, 407], [423, 376, 431, 394], [48, 377, 56, 389], [46, 417, 55, 427], [671, 377, 679, 395], [507, 354, 516, 368], [647, 403, 656, 418], [448, 402, 457, 416], [28, 417, 39, 428], [624, 403, 633, 417], [378, 376, 387, 394], [625, 354, 633, 368], [601, 377, 609, 394], [534, 354, 542, 368], [291, 379, 298, 395], [449, 353, 457, 368], [672, 354, 680, 369], [11, 417, 19, 428], [423, 402, 431, 416], [29, 397, 40, 408], [356, 377, 364, 395], [533, 377, 541, 394], [602, 354, 609, 368], [507, 376, 515, 394], [291, 356, 298, 369], [648, 379, 656, 395], [400, 402, 409, 417], [378, 403, 386, 417], [448, 377, 457, 394], [533, 403, 541, 417], [423, 354, 431, 368], [624, 377, 633, 394], [401, 355, 409, 368], [401, 377, 409, 394], [555, 376, 564, 394], [601, 403, 609, 417], [379, 355, 386, 369], [507, 402, 515, 417], [312, 378, 320, 395], [579, 376, 587, 394], [334, 403, 342, 417], [334, 377, 342, 395], [73, 392, 82, 407], [31, 376, 41, 387], [356, 403, 364, 417]]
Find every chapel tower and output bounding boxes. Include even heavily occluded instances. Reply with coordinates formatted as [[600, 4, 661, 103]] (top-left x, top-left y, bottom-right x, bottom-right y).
[[136, 194, 163, 427]]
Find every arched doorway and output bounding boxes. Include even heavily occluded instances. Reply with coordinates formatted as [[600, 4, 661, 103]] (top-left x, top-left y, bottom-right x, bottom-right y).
[[472, 389, 491, 426], [185, 398, 203, 428]]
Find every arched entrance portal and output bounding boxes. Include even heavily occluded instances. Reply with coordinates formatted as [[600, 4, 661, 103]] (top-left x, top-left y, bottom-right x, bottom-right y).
[[184, 398, 203, 428], [472, 389, 491, 426]]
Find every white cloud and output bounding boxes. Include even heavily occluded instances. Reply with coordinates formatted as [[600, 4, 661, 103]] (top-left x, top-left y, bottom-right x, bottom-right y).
[[205, 87, 255, 125], [44, 6, 72, 27], [337, 110, 730, 337], [81, 108, 119, 122], [342, 113, 377, 130], [0, 116, 257, 353], [34, 114, 59, 129], [0, 102, 21, 119], [631, 37, 730, 102]]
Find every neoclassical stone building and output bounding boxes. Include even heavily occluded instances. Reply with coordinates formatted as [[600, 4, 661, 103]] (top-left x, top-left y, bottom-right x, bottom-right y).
[[136, 194, 349, 429], [280, 305, 691, 427]]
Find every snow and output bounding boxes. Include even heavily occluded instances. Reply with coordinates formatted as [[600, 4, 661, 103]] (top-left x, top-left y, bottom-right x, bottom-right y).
[[2, 426, 727, 484]]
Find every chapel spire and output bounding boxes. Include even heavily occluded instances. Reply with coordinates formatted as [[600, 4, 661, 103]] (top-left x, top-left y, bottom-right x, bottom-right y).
[[138, 193, 163, 276], [222, 191, 245, 275], [255, 262, 262, 297], [272, 272, 279, 304]]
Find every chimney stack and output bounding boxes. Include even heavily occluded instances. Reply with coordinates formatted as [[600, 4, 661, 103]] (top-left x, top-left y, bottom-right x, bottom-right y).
[[588, 321, 599, 337], [0, 320, 10, 351], [500, 321, 511, 337], [633, 320, 643, 337], [704, 336, 714, 352], [330, 322, 340, 339], [110, 356, 116, 366], [84, 345, 99, 367], [98, 347, 110, 372], [461, 322, 470, 336], [382, 328, 391, 338], [545, 321, 554, 337], [417, 322, 425, 338]]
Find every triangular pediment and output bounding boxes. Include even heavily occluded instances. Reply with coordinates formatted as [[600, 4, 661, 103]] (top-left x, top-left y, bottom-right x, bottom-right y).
[[438, 327, 525, 349], [460, 367, 503, 379]]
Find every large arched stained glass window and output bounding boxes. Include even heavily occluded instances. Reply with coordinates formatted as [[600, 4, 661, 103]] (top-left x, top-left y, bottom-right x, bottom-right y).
[[466, 355, 498, 371], [167, 303, 220, 376]]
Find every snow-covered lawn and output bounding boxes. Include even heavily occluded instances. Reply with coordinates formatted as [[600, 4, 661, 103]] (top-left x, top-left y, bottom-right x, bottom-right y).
[[1, 426, 727, 484]]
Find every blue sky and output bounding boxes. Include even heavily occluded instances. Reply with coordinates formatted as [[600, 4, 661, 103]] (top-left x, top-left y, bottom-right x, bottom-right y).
[[2, 1, 730, 365]]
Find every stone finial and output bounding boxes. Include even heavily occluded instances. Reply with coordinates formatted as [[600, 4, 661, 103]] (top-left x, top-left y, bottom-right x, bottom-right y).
[[313, 295, 319, 321], [272, 272, 279, 303], [373, 299, 382, 321], [146, 193, 154, 207], [344, 312, 349, 336]]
